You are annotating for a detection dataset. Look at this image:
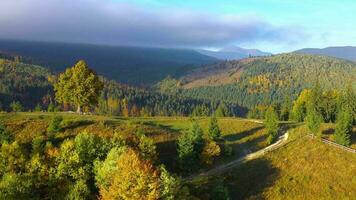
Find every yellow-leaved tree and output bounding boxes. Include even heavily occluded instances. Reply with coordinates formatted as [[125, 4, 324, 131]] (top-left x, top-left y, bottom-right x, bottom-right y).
[[100, 148, 161, 200]]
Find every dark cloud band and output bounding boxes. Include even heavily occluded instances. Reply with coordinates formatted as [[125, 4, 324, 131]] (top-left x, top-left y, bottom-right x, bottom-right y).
[[0, 0, 304, 47]]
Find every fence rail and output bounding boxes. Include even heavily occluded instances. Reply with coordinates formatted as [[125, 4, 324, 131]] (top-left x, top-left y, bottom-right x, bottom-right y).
[[308, 134, 356, 153]]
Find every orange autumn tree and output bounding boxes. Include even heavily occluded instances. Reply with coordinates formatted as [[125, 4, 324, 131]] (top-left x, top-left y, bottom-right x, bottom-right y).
[[100, 148, 161, 200]]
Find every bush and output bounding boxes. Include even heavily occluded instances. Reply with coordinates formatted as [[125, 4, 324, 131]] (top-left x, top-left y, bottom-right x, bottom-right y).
[[10, 101, 23, 112], [47, 115, 63, 134], [200, 140, 221, 165], [0, 121, 11, 144], [34, 104, 42, 112]]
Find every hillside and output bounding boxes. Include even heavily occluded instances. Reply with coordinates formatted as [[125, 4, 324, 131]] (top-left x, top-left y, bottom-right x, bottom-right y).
[[0, 59, 52, 110], [0, 113, 268, 199], [295, 46, 356, 62], [197, 45, 271, 60], [191, 124, 356, 199], [0, 39, 218, 85], [175, 53, 356, 108], [0, 58, 246, 116]]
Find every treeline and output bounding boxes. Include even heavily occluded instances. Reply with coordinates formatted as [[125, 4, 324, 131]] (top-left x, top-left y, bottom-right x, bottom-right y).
[[252, 83, 355, 146], [96, 80, 245, 117], [0, 59, 246, 117], [178, 54, 356, 109]]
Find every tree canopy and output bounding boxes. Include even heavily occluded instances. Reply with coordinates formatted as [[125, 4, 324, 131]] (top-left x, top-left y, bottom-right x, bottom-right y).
[[54, 60, 104, 113]]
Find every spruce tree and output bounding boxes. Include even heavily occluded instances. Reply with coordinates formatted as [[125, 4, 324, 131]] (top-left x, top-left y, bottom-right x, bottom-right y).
[[334, 109, 352, 146], [177, 121, 203, 172], [306, 108, 323, 136], [264, 107, 279, 144], [208, 117, 221, 141]]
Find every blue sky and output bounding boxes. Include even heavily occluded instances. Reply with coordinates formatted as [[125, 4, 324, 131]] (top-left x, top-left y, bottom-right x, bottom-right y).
[[1, 0, 355, 53]]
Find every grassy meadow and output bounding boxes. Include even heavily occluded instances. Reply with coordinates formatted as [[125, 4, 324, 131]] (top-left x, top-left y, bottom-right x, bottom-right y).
[[190, 124, 356, 200], [0, 112, 268, 171]]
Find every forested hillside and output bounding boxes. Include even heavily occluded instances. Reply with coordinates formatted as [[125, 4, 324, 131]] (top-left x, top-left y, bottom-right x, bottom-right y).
[[0, 59, 52, 110], [0, 39, 218, 85], [172, 53, 356, 109], [0, 59, 245, 116]]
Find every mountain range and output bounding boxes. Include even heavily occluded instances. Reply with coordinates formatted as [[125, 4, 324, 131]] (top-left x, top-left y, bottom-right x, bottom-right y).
[[0, 39, 218, 86], [197, 45, 271, 60], [295, 46, 356, 61]]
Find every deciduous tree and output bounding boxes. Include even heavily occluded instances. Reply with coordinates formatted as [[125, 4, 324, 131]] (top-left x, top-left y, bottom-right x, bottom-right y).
[[54, 60, 103, 113]]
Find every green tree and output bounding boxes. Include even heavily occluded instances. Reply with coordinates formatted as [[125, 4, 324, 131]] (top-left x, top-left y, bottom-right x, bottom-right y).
[[265, 107, 279, 144], [306, 108, 323, 136], [177, 121, 203, 172], [207, 117, 221, 141], [280, 95, 292, 121], [215, 103, 230, 117], [54, 60, 104, 113], [334, 109, 352, 146], [159, 165, 190, 200], [10, 101, 23, 112], [94, 147, 126, 190], [338, 85, 356, 124]]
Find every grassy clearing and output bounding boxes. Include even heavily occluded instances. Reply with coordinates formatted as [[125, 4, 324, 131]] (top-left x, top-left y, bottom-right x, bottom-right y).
[[191, 124, 356, 200], [0, 113, 267, 169]]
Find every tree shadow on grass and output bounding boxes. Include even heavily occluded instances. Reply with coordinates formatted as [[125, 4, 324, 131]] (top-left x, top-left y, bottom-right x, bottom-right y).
[[226, 158, 279, 200], [322, 128, 334, 135], [189, 158, 279, 200]]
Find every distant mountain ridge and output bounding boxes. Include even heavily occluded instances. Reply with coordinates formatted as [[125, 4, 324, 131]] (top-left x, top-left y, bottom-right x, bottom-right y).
[[0, 39, 218, 86], [197, 45, 271, 60], [295, 46, 356, 61]]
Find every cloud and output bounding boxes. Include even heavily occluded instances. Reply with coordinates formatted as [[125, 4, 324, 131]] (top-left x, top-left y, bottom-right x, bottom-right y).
[[0, 0, 305, 48]]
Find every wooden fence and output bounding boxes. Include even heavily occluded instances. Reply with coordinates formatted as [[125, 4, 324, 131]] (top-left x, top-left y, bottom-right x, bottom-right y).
[[308, 134, 356, 153]]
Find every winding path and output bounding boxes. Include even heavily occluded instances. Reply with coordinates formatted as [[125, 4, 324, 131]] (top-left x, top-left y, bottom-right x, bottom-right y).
[[184, 128, 289, 181]]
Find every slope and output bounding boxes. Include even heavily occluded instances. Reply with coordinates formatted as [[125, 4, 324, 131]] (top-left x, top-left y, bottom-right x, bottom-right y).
[[190, 124, 356, 199], [176, 53, 356, 108], [0, 39, 218, 85]]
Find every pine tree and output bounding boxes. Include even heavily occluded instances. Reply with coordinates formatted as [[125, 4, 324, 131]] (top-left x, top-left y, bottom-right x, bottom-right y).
[[334, 109, 352, 146], [177, 121, 203, 172], [208, 117, 221, 141], [306, 108, 323, 136], [264, 107, 279, 144]]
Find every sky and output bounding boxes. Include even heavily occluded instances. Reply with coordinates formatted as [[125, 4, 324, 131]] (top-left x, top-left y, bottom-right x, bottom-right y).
[[1, 0, 355, 53]]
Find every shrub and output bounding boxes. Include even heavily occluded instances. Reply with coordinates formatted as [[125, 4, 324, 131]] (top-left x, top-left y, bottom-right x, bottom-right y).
[[47, 115, 63, 134], [200, 140, 221, 165], [10, 101, 23, 112], [0, 121, 11, 144], [34, 104, 42, 112]]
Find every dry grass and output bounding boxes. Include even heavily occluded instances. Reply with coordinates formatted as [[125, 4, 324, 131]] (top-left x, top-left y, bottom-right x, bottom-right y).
[[192, 124, 356, 200]]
